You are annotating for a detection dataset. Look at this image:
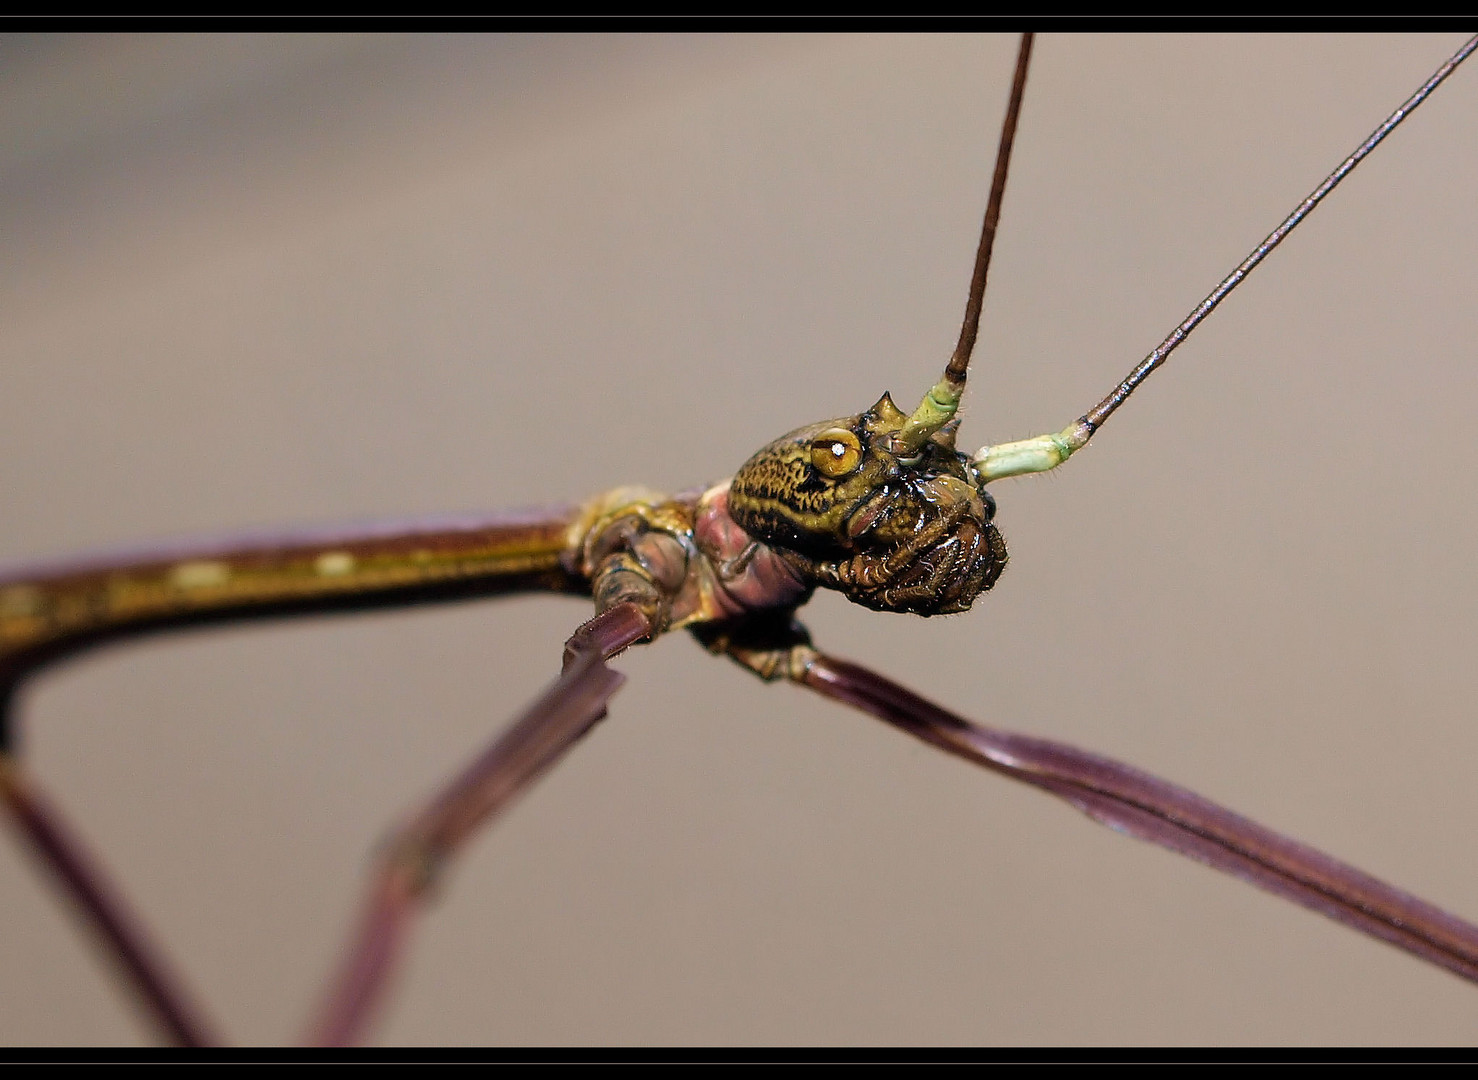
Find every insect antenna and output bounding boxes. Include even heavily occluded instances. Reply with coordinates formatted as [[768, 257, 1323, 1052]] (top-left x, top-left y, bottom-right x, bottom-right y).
[[888, 32, 1034, 456], [974, 32, 1478, 484]]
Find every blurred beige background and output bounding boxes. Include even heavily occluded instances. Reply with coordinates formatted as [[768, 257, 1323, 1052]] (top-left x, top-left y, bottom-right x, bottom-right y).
[[0, 33, 1475, 1046]]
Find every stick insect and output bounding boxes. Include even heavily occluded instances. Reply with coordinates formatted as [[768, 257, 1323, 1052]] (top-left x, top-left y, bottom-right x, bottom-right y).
[[1, 32, 1476, 1045]]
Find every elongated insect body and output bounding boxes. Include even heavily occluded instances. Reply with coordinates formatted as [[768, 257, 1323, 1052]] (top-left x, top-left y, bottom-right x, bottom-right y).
[[0, 509, 585, 710], [1, 35, 1476, 1044]]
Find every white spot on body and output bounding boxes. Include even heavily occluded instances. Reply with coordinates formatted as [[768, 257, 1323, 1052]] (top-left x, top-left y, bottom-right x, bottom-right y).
[[169, 560, 231, 590], [314, 551, 356, 577]]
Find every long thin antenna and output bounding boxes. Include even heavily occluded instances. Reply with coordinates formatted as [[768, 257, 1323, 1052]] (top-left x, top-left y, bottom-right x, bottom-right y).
[[1083, 32, 1478, 434], [950, 31, 1034, 388], [975, 33, 1478, 484], [889, 32, 1034, 455]]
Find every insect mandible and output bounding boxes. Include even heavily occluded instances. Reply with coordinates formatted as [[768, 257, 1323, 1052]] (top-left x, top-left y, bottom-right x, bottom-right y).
[[1, 33, 1476, 1044]]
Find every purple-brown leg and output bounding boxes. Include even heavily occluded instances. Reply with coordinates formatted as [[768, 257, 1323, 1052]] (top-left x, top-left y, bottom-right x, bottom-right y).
[[0, 755, 222, 1046], [304, 601, 652, 1047], [797, 652, 1478, 985]]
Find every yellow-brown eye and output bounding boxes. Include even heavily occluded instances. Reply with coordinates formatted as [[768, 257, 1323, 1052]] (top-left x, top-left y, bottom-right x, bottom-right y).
[[809, 428, 862, 478]]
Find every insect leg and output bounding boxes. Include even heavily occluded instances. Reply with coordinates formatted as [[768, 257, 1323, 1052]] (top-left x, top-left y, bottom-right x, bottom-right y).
[[304, 602, 649, 1047], [797, 653, 1478, 986], [0, 754, 219, 1046]]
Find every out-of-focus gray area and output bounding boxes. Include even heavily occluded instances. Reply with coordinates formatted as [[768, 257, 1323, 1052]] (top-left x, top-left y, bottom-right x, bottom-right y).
[[1, 33, 1476, 1045]]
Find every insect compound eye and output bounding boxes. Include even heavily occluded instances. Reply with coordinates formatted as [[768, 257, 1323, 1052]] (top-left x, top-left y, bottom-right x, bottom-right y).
[[809, 428, 863, 478]]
